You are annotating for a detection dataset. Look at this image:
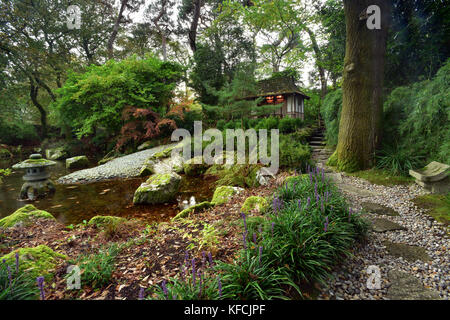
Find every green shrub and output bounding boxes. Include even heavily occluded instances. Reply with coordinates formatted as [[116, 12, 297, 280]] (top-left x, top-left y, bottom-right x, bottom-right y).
[[376, 144, 425, 175], [255, 116, 279, 130], [321, 89, 342, 147], [382, 58, 450, 166], [279, 135, 311, 169], [279, 118, 297, 134], [55, 54, 183, 139], [0, 118, 39, 145], [216, 119, 226, 130]]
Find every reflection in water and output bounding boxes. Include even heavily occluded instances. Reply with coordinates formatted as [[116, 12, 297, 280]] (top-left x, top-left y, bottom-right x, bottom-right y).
[[0, 158, 216, 225]]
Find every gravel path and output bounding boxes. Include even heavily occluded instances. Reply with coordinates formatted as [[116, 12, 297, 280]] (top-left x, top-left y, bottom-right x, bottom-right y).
[[309, 136, 448, 300], [57, 144, 174, 184], [317, 175, 449, 300]]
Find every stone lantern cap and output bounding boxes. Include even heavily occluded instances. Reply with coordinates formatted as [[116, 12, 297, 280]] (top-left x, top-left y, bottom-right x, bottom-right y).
[[12, 154, 57, 170]]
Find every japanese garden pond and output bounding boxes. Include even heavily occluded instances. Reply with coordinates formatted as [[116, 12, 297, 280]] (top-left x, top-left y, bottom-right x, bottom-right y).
[[0, 158, 215, 225]]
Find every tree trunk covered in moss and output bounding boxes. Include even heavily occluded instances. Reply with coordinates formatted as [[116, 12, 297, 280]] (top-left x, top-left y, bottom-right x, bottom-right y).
[[332, 0, 391, 171]]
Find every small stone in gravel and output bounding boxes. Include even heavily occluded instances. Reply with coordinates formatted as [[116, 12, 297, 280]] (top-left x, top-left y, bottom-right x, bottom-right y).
[[383, 241, 431, 262], [370, 218, 407, 233], [386, 270, 441, 300], [361, 202, 400, 216]]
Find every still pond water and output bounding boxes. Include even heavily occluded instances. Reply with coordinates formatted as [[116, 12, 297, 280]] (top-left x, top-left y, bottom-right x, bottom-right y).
[[0, 158, 215, 225]]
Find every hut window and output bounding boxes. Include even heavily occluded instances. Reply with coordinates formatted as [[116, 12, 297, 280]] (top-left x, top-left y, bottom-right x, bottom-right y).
[[266, 96, 274, 103], [276, 95, 284, 102]]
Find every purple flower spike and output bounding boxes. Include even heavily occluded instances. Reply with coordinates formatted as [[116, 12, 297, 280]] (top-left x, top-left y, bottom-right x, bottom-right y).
[[306, 197, 311, 208], [321, 198, 324, 212], [253, 233, 257, 243], [202, 251, 206, 267], [139, 287, 145, 300], [298, 199, 302, 210], [7, 266, 12, 286], [15, 252, 19, 273], [259, 246, 263, 264], [309, 172, 313, 183], [218, 277, 222, 298], [161, 280, 168, 299], [36, 276, 45, 300], [241, 212, 247, 231], [191, 258, 196, 285], [324, 216, 329, 233], [243, 232, 247, 249], [208, 252, 213, 266]]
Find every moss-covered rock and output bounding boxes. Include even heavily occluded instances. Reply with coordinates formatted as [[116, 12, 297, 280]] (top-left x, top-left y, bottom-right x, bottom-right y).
[[133, 172, 181, 204], [45, 146, 68, 160], [66, 156, 89, 170], [88, 215, 126, 228], [241, 196, 268, 214], [211, 186, 244, 206], [0, 205, 55, 228], [149, 144, 181, 161], [0, 245, 67, 280], [139, 159, 156, 177], [172, 201, 213, 220], [214, 164, 261, 188], [183, 156, 210, 176]]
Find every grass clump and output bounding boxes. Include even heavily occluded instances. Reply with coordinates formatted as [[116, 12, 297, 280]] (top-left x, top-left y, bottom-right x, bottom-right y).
[[71, 243, 122, 289], [1, 256, 40, 300]]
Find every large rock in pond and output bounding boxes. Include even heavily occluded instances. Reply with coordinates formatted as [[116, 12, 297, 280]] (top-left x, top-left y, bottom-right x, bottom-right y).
[[211, 186, 245, 206], [133, 172, 181, 204], [45, 146, 68, 160], [0, 204, 55, 228], [0, 245, 66, 280], [66, 156, 89, 170]]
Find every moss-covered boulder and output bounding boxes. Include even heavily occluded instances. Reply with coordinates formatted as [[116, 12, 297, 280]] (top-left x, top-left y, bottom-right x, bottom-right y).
[[66, 156, 89, 170], [88, 215, 126, 229], [211, 186, 244, 206], [133, 172, 182, 204], [241, 196, 268, 214], [0, 245, 67, 280], [183, 156, 210, 176], [45, 146, 68, 160], [214, 164, 261, 188], [149, 143, 182, 161], [139, 159, 156, 177], [0, 205, 55, 228], [172, 201, 213, 220]]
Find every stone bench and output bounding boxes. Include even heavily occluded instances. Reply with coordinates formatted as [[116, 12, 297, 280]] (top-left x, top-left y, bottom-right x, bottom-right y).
[[409, 161, 449, 194]]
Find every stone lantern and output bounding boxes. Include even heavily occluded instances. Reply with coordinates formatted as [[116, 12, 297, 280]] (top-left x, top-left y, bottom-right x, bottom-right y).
[[12, 153, 56, 200]]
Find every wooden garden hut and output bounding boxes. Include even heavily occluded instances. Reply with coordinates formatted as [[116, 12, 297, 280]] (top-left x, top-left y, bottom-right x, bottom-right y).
[[244, 76, 310, 120]]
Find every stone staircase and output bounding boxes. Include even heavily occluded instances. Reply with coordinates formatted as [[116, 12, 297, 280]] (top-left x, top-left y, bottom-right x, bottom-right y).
[[308, 124, 334, 169]]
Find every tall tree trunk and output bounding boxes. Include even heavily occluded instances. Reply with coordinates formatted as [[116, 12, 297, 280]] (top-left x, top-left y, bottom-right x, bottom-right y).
[[188, 0, 202, 53], [107, 0, 128, 59], [304, 26, 327, 99], [29, 78, 47, 139], [330, 0, 391, 171]]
